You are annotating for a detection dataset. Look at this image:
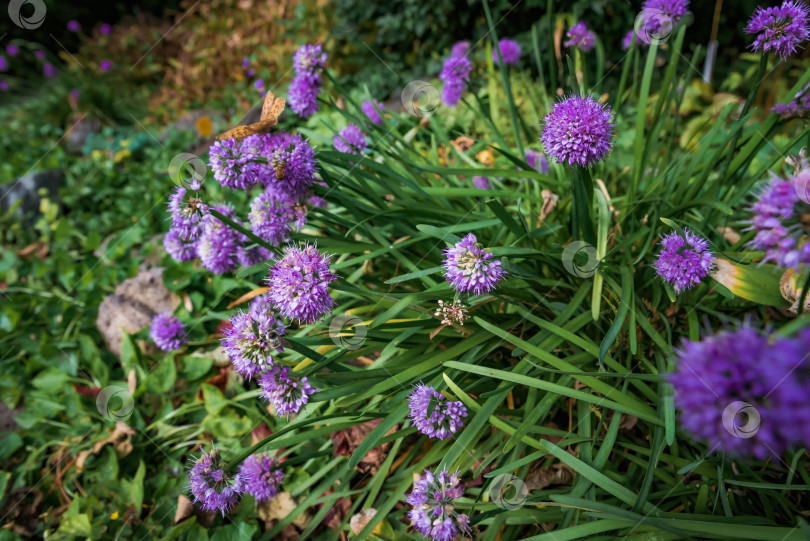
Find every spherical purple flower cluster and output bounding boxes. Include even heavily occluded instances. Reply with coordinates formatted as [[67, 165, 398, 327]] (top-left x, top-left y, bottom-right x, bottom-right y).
[[249, 191, 296, 245], [238, 453, 284, 503], [493, 38, 521, 65], [361, 99, 384, 125], [289, 43, 327, 118], [744, 1, 810, 59], [197, 206, 241, 274], [540, 96, 615, 167], [526, 149, 549, 175], [408, 384, 467, 440], [670, 327, 810, 458], [406, 468, 470, 541], [443, 233, 504, 296], [771, 85, 810, 118], [746, 172, 810, 268], [221, 307, 287, 380], [168, 187, 209, 241], [451, 41, 470, 58], [643, 0, 690, 22], [439, 54, 472, 107], [209, 138, 257, 191], [163, 228, 198, 261], [150, 312, 187, 352], [564, 22, 596, 52], [187, 450, 242, 515], [622, 30, 643, 50], [652, 229, 714, 294], [292, 44, 327, 76], [472, 176, 491, 189], [266, 244, 338, 323], [258, 365, 317, 416], [333, 124, 368, 155], [288, 74, 321, 119]]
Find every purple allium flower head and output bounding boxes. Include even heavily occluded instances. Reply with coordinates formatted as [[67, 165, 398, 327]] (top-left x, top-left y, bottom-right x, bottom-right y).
[[451, 40, 471, 58], [99, 60, 112, 72], [771, 87, 810, 118], [208, 138, 257, 190], [746, 172, 810, 268], [439, 54, 472, 107], [361, 99, 384, 124], [67, 20, 81, 32], [406, 468, 470, 541], [249, 191, 295, 245], [526, 149, 549, 175], [43, 63, 58, 79], [168, 187, 209, 241], [35, 50, 45, 60], [237, 243, 272, 268], [408, 383, 467, 440], [221, 308, 286, 379], [443, 233, 504, 296], [254, 79, 264, 92], [258, 365, 317, 416], [99, 23, 111, 35], [669, 327, 810, 458], [622, 30, 639, 50], [163, 228, 197, 261], [745, 0, 810, 59], [243, 132, 317, 200], [472, 176, 491, 189], [6, 45, 18, 57], [288, 73, 321, 118], [238, 454, 284, 503], [565, 22, 597, 52], [266, 244, 338, 323], [540, 96, 615, 167], [293, 44, 327, 76], [333, 124, 368, 155], [493, 38, 521, 64], [652, 229, 714, 294], [642, 0, 690, 22], [150, 312, 187, 351], [188, 449, 242, 515], [197, 206, 240, 274]]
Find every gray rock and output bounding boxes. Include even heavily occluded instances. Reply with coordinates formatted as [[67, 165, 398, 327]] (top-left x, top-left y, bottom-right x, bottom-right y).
[[65, 115, 101, 154], [96, 267, 181, 357], [0, 170, 61, 221]]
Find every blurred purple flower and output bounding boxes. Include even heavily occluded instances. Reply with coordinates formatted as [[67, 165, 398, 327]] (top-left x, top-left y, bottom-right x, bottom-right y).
[[99, 59, 112, 72], [150, 312, 187, 352], [6, 45, 19, 57], [493, 38, 521, 64], [565, 22, 596, 52], [43, 63, 58, 79], [99, 23, 111, 35], [334, 124, 368, 155], [67, 20, 81, 33]]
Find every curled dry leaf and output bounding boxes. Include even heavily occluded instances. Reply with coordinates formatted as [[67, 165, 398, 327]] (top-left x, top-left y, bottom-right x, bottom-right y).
[[258, 491, 310, 529], [350, 508, 377, 535], [75, 422, 136, 473], [330, 418, 397, 474], [525, 462, 575, 491], [539, 190, 559, 222]]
